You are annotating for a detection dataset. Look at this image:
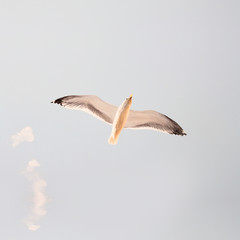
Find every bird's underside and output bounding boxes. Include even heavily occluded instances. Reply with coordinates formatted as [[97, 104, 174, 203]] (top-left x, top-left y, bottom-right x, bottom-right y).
[[52, 95, 187, 137]]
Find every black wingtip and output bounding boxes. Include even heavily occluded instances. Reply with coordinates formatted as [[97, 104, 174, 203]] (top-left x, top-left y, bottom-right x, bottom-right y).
[[173, 127, 187, 136], [172, 131, 187, 136], [163, 114, 187, 136], [179, 131, 187, 136], [180, 132, 187, 136], [51, 97, 66, 105]]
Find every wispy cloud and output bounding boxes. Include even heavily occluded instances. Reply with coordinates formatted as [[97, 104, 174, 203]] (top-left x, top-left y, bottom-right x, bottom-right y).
[[11, 126, 34, 147], [23, 159, 47, 231]]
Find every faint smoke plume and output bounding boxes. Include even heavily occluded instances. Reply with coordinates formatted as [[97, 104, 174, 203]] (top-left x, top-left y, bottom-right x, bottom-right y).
[[23, 159, 47, 231], [11, 126, 34, 147]]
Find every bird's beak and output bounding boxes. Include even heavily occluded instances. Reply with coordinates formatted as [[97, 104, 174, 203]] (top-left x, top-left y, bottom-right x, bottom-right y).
[[129, 94, 133, 99]]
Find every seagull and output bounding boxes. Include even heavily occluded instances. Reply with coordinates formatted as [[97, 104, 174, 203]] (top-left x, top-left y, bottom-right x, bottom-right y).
[[51, 95, 186, 144]]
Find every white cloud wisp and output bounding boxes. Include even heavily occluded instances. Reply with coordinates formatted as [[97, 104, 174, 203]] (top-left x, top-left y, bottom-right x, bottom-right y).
[[11, 126, 34, 147], [23, 159, 47, 231]]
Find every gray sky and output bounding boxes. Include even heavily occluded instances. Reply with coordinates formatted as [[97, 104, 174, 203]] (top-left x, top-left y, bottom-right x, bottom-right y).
[[1, 0, 240, 239]]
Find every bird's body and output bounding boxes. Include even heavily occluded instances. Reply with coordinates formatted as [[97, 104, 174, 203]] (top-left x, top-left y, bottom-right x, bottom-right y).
[[52, 95, 186, 144], [108, 95, 132, 144]]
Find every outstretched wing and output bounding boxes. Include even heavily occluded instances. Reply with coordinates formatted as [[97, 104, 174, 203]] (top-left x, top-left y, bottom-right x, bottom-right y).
[[125, 110, 186, 136], [51, 95, 118, 124]]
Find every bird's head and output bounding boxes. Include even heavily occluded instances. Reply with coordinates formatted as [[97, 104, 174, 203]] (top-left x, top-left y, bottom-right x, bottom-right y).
[[126, 94, 133, 104]]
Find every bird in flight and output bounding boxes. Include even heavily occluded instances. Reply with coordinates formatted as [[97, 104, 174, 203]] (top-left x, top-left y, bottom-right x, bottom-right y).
[[51, 95, 186, 144]]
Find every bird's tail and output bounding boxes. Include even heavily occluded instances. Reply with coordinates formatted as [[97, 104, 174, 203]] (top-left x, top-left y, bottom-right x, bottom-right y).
[[108, 135, 118, 145]]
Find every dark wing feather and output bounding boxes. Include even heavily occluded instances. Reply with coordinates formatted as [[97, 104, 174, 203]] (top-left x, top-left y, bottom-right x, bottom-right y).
[[125, 110, 186, 136], [51, 95, 118, 124]]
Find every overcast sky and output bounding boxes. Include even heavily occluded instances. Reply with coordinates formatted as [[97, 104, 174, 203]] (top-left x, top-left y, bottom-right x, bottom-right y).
[[1, 0, 240, 239]]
